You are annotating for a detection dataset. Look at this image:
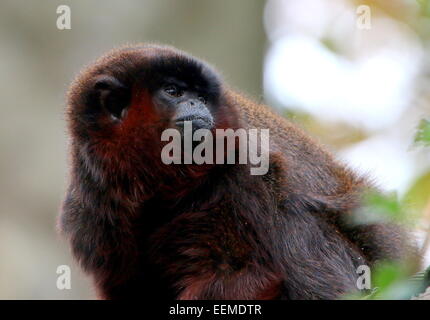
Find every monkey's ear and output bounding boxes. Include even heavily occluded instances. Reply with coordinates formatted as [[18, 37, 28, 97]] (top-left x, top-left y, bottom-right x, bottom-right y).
[[93, 75, 130, 119]]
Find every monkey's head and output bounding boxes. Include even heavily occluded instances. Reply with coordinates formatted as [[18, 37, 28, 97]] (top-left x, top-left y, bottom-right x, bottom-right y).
[[67, 44, 238, 199]]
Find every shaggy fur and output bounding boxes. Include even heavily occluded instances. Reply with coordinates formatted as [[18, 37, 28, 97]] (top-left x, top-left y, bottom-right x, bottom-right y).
[[60, 44, 414, 300]]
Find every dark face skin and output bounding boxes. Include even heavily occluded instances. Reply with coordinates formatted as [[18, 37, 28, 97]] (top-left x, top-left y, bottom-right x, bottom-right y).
[[152, 78, 215, 131]]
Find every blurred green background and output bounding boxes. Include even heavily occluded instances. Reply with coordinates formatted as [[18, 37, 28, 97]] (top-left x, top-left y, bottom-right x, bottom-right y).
[[0, 0, 429, 299]]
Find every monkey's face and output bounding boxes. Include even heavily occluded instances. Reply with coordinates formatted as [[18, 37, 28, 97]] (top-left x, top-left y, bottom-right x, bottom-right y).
[[68, 45, 231, 169], [89, 57, 220, 127], [152, 78, 215, 132]]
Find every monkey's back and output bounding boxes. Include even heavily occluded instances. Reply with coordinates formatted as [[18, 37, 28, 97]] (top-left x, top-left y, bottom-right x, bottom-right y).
[[225, 90, 366, 198]]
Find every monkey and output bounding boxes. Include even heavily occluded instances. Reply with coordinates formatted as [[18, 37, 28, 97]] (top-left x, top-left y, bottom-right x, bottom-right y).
[[60, 44, 417, 300]]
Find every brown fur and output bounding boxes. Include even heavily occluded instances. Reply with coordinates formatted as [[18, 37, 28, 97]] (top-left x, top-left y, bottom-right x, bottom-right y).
[[60, 44, 415, 300]]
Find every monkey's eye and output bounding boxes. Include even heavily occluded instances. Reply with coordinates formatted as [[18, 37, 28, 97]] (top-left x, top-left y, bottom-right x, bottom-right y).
[[198, 95, 207, 104], [164, 85, 183, 97]]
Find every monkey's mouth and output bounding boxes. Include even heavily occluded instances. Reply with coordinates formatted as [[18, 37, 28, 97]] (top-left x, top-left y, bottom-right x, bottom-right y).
[[175, 116, 214, 131]]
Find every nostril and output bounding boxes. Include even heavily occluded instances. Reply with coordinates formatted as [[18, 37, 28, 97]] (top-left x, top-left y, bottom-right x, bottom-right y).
[[190, 101, 195, 106]]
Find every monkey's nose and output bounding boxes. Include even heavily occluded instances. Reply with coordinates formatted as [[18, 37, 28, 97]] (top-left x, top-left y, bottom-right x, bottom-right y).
[[188, 99, 201, 108]]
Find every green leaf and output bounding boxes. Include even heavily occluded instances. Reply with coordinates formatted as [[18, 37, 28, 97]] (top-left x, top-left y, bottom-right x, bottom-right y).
[[373, 263, 406, 289], [417, 0, 430, 16], [414, 119, 430, 146], [404, 171, 430, 213], [352, 191, 408, 225], [370, 262, 421, 300]]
